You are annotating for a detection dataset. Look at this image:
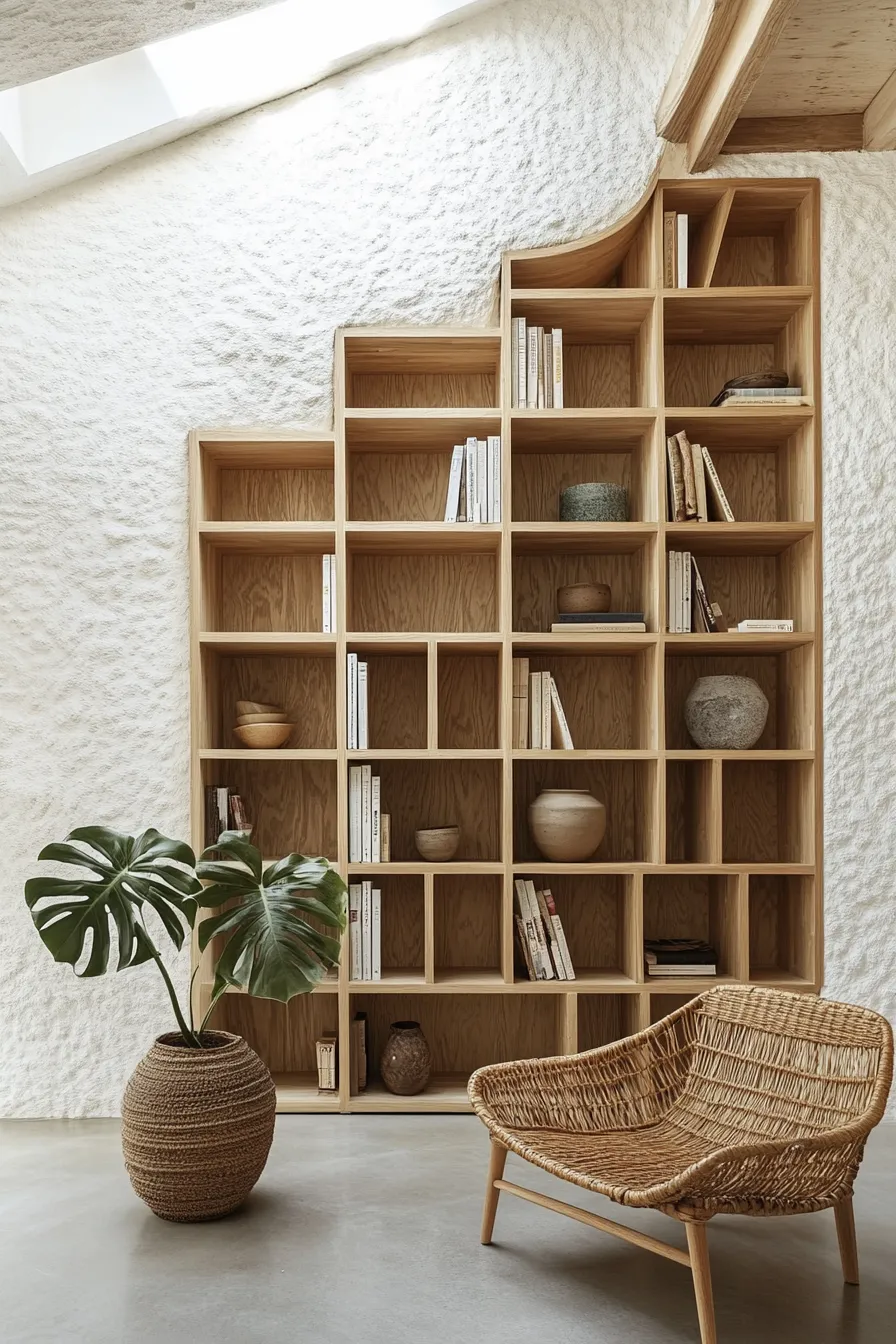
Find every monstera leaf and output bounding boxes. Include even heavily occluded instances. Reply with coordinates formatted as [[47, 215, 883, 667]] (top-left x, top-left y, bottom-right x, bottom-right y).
[[25, 826, 200, 975], [196, 831, 347, 1008]]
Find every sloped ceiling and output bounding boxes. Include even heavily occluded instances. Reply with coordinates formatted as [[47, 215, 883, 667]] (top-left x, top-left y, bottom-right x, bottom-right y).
[[0, 0, 278, 91]]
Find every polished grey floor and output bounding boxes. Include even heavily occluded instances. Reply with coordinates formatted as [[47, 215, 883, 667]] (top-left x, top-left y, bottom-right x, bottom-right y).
[[0, 1117, 893, 1343]]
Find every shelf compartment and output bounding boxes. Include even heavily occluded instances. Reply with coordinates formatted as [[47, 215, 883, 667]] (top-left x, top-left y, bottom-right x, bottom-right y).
[[649, 993, 700, 1023], [516, 646, 658, 750], [364, 758, 502, 862], [518, 872, 639, 982], [201, 542, 332, 634], [665, 644, 815, 751], [513, 759, 659, 864], [512, 533, 657, 633], [510, 292, 656, 408], [578, 993, 644, 1049], [196, 435, 335, 523], [510, 416, 660, 523], [351, 875, 425, 982], [748, 874, 816, 984], [343, 331, 500, 409], [201, 757, 338, 858], [346, 411, 500, 522], [643, 873, 742, 980], [660, 183, 815, 290], [348, 649, 427, 750], [434, 874, 501, 979], [438, 647, 500, 749], [348, 548, 498, 632], [211, 993, 340, 1104], [722, 760, 814, 865], [665, 760, 720, 863], [202, 649, 336, 751]]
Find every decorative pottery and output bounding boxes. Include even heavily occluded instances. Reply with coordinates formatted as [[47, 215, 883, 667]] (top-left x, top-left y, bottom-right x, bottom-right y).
[[556, 581, 611, 614], [684, 675, 769, 750], [233, 722, 294, 749], [236, 700, 281, 716], [560, 482, 628, 522], [415, 825, 460, 861], [121, 1031, 276, 1222], [236, 710, 289, 725], [380, 1021, 432, 1096], [528, 788, 606, 862]]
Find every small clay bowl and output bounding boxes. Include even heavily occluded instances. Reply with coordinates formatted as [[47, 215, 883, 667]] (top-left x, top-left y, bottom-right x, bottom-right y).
[[234, 723, 294, 749], [557, 582, 611, 615], [236, 710, 288, 725], [415, 826, 460, 862], [236, 700, 281, 716]]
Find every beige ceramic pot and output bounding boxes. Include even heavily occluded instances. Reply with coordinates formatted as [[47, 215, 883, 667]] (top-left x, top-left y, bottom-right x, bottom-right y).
[[528, 788, 606, 862]]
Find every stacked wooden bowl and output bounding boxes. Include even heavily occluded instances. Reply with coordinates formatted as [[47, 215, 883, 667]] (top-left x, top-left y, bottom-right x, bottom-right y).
[[233, 701, 294, 749]]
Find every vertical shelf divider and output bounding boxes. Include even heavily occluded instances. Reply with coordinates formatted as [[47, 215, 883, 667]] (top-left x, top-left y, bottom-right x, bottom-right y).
[[424, 873, 435, 984]]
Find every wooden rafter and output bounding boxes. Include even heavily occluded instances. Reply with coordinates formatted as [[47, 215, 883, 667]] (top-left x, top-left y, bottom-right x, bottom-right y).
[[864, 69, 896, 149]]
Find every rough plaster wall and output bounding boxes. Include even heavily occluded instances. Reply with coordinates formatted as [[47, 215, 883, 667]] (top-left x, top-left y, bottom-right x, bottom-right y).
[[0, 0, 893, 1115]]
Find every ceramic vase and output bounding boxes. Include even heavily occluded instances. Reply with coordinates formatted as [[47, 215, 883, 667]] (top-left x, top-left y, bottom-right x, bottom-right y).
[[559, 482, 628, 522], [527, 788, 606, 862], [380, 1021, 432, 1096], [684, 675, 769, 750]]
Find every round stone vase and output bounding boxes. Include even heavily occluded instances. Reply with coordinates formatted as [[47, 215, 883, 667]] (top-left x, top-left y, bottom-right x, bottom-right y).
[[121, 1031, 276, 1222], [380, 1021, 432, 1096], [528, 788, 606, 862], [560, 482, 628, 522], [684, 675, 769, 750]]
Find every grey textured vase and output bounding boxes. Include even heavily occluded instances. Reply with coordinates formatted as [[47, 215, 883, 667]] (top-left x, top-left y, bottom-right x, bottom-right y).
[[684, 675, 769, 750], [559, 482, 628, 522]]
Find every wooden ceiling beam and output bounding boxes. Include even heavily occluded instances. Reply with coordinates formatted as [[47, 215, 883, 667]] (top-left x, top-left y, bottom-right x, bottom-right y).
[[722, 113, 864, 154], [864, 68, 896, 150], [656, 0, 741, 142]]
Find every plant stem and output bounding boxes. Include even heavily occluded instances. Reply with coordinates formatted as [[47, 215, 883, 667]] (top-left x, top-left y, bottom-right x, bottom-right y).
[[198, 982, 229, 1035], [139, 919, 202, 1047]]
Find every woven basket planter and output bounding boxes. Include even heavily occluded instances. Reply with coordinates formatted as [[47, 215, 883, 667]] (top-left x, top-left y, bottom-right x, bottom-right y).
[[121, 1031, 276, 1222]]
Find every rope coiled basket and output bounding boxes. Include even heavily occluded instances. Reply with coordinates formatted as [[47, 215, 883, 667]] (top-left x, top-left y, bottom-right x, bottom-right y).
[[121, 1030, 276, 1222]]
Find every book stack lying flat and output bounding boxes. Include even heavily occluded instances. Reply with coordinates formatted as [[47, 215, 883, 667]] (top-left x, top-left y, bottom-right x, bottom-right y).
[[663, 212, 689, 287], [668, 551, 727, 634], [644, 939, 716, 977], [510, 319, 563, 408], [203, 786, 251, 852], [514, 879, 575, 980], [734, 619, 794, 633], [712, 382, 808, 407], [315, 1033, 338, 1091], [444, 436, 501, 522], [348, 882, 382, 981], [348, 765, 388, 861], [511, 660, 574, 749], [666, 430, 734, 522], [351, 1012, 368, 1092], [322, 554, 337, 632], [551, 612, 646, 634]]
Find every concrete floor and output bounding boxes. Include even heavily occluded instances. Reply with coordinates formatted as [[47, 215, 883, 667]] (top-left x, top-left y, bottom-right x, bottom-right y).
[[0, 1118, 893, 1343]]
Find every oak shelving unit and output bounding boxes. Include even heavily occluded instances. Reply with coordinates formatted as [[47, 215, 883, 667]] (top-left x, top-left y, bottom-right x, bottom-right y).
[[189, 177, 822, 1113]]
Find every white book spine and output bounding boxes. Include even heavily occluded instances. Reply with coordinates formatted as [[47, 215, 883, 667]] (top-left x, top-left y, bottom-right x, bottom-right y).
[[510, 319, 519, 409], [349, 766, 362, 861], [541, 670, 551, 749], [361, 880, 372, 981], [361, 764, 372, 863], [549, 676, 574, 750], [477, 439, 488, 525], [322, 554, 332, 633], [487, 435, 501, 523], [515, 317, 527, 409], [526, 326, 538, 409], [514, 880, 545, 980], [542, 330, 553, 409], [525, 880, 554, 979], [691, 442, 708, 522], [551, 328, 563, 408], [529, 671, 541, 749], [536, 326, 545, 408], [371, 888, 381, 981], [346, 653, 358, 749], [349, 884, 363, 980], [546, 900, 576, 981], [737, 619, 794, 632], [357, 660, 368, 750], [676, 214, 688, 287], [216, 786, 228, 840], [444, 444, 464, 522], [684, 550, 692, 633], [465, 437, 477, 524], [371, 774, 381, 863]]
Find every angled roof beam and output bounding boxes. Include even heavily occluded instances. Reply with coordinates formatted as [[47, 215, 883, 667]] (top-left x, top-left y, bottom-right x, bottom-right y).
[[864, 68, 896, 150]]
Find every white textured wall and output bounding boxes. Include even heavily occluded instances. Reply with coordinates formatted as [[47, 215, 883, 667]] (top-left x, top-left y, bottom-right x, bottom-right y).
[[1, 0, 894, 1116]]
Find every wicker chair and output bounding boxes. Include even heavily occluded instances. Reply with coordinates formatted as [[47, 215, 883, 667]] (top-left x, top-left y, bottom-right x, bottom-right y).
[[469, 985, 892, 1344]]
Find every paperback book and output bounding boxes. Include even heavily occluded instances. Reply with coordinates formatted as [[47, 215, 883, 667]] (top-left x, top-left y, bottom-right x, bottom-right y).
[[513, 878, 575, 980], [511, 318, 563, 408], [444, 435, 502, 522]]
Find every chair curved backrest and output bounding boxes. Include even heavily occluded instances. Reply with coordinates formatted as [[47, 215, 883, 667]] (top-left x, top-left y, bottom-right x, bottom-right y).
[[668, 986, 894, 1150]]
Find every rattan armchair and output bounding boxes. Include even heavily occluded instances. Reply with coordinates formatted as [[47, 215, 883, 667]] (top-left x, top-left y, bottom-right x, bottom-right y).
[[469, 985, 892, 1344]]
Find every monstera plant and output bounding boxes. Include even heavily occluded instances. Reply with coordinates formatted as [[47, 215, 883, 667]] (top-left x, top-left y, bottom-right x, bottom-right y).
[[26, 825, 347, 1221]]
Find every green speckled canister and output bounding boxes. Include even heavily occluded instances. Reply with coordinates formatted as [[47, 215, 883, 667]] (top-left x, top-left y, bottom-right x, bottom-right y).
[[559, 482, 628, 522]]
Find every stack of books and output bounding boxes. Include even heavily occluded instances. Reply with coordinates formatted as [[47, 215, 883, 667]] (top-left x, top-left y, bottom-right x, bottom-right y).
[[551, 612, 646, 634], [346, 653, 368, 749], [444, 436, 502, 522], [712, 383, 808, 408], [351, 1012, 368, 1092], [667, 430, 734, 522], [734, 619, 794, 633], [348, 882, 382, 981], [322, 554, 337, 632], [644, 939, 716, 978], [510, 319, 563, 408], [348, 764, 390, 861], [315, 1033, 338, 1091], [513, 879, 575, 980], [203, 785, 251, 851], [663, 211, 689, 287], [668, 551, 727, 634], [511, 658, 574, 749]]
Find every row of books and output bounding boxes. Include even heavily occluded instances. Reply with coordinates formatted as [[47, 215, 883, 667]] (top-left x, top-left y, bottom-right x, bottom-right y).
[[511, 658, 573, 749], [316, 1012, 369, 1092], [322, 554, 337, 633], [667, 430, 734, 522], [645, 939, 716, 977], [444, 436, 502, 522], [513, 879, 575, 980], [346, 653, 368, 749], [668, 551, 724, 634], [203, 785, 250, 850], [348, 882, 382, 981], [347, 765, 391, 862], [510, 318, 563, 408]]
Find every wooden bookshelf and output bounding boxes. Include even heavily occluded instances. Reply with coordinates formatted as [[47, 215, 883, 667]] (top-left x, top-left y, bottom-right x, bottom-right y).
[[189, 178, 822, 1112]]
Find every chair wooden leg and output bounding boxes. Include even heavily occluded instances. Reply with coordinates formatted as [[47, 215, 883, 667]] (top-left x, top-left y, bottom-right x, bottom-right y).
[[684, 1220, 717, 1344], [480, 1139, 507, 1244], [834, 1197, 859, 1285]]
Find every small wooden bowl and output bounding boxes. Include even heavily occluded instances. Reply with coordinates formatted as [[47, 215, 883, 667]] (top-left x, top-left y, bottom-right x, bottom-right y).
[[236, 700, 282, 716], [233, 723, 294, 749], [556, 581, 611, 614], [236, 711, 289, 725], [415, 826, 459, 862]]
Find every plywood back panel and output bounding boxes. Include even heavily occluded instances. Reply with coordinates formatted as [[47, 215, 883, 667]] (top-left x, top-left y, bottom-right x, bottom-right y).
[[219, 553, 323, 631], [350, 553, 497, 632], [218, 468, 334, 521], [433, 875, 501, 970]]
